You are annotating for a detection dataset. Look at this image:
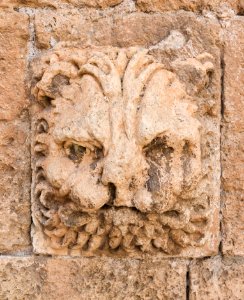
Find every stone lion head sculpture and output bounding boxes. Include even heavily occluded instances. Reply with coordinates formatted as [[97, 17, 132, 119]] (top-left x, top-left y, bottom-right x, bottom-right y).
[[33, 46, 202, 212], [32, 46, 214, 254]]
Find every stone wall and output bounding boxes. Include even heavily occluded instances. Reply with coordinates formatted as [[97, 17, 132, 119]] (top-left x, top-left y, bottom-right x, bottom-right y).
[[0, 1, 243, 299]]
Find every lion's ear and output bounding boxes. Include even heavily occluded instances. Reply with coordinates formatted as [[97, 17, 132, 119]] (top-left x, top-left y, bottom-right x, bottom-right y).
[[171, 53, 215, 95]]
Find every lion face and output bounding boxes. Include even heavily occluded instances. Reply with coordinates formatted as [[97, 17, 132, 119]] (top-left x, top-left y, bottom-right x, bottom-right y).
[[34, 47, 202, 217]]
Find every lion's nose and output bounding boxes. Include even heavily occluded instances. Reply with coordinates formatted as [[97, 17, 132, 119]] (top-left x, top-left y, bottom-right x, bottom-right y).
[[101, 142, 148, 207]]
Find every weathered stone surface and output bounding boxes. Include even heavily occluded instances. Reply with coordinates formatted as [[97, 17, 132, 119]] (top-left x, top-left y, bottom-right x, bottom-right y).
[[0, 0, 123, 8], [222, 17, 244, 256], [0, 257, 43, 300], [0, 10, 29, 121], [31, 12, 221, 258], [0, 10, 31, 253], [2, 0, 244, 12], [136, 0, 244, 14], [35, 10, 113, 49], [66, 0, 123, 7], [190, 256, 244, 300], [0, 119, 31, 253], [0, 256, 187, 299], [35, 11, 221, 50]]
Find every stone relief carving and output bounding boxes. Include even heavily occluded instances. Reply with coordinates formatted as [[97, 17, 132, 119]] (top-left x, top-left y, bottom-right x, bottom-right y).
[[31, 45, 216, 256]]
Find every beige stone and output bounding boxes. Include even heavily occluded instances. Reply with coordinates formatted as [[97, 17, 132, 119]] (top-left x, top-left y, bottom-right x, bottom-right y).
[[0, 10, 29, 121], [190, 256, 244, 300], [35, 11, 222, 51], [35, 10, 113, 49], [2, 0, 243, 12], [0, 256, 187, 299], [136, 0, 243, 14], [31, 12, 221, 258], [67, 0, 123, 8], [0, 257, 44, 300], [0, 119, 31, 253], [222, 17, 244, 256], [0, 0, 122, 8], [0, 10, 31, 253]]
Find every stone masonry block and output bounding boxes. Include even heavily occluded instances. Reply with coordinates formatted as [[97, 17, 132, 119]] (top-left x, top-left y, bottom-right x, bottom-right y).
[[0, 256, 187, 300], [222, 17, 244, 256], [136, 0, 244, 15], [0, 10, 31, 253], [190, 256, 244, 300]]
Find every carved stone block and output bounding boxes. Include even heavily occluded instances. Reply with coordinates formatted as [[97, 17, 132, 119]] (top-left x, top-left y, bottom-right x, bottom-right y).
[[31, 44, 220, 257]]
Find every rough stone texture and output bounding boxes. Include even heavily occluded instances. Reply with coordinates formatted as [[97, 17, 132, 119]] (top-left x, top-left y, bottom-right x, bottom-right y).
[[0, 0, 123, 9], [31, 12, 221, 258], [0, 10, 31, 253], [34, 9, 112, 49], [190, 256, 244, 300], [222, 17, 244, 256], [0, 118, 31, 253], [1, 0, 244, 13], [34, 11, 222, 50], [0, 11, 29, 121], [136, 0, 244, 14], [0, 2, 242, 299], [0, 256, 187, 299]]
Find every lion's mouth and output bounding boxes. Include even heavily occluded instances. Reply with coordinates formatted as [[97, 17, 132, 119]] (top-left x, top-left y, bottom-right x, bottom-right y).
[[34, 183, 206, 255]]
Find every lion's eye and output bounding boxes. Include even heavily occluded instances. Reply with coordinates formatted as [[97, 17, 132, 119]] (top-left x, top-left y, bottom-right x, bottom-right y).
[[66, 143, 86, 162], [144, 137, 174, 162]]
